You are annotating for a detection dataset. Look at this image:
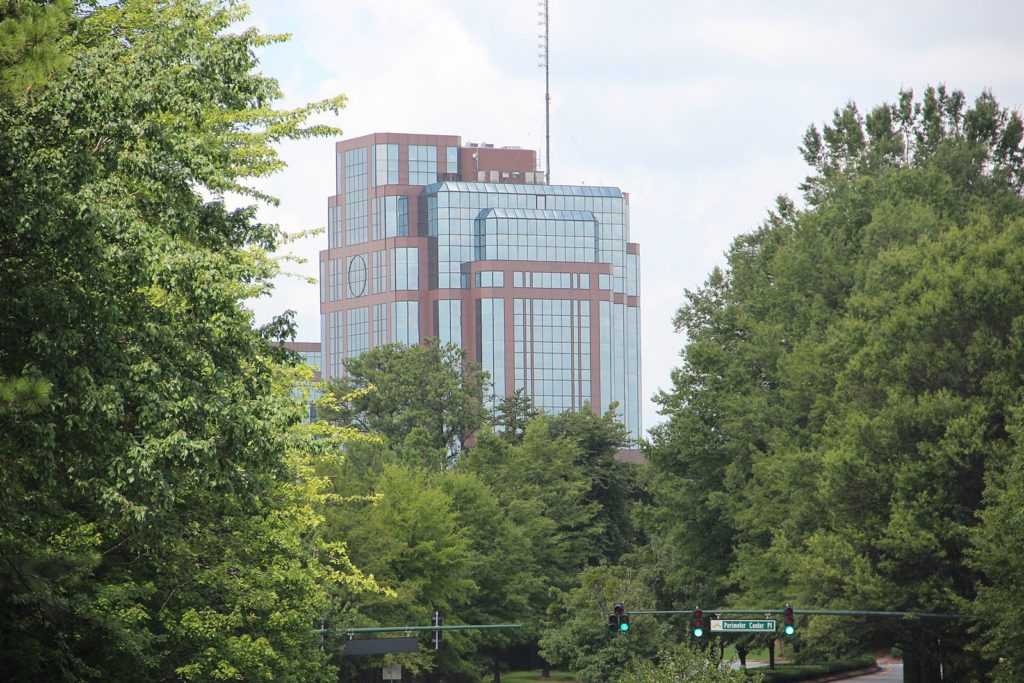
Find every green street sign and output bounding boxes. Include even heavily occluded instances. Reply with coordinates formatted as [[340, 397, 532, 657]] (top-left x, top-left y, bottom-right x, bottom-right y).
[[710, 619, 777, 633]]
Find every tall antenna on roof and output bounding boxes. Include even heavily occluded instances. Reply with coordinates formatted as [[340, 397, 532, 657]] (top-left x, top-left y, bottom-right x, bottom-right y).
[[537, 0, 550, 184]]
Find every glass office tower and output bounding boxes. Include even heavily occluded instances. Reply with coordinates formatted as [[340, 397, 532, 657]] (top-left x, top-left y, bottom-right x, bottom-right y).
[[319, 133, 642, 440]]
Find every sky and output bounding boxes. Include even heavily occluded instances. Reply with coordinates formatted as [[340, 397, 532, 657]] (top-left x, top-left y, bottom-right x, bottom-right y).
[[241, 0, 1024, 436]]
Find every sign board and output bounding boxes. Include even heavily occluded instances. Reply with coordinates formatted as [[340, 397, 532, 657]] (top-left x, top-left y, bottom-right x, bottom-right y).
[[343, 637, 419, 656], [710, 619, 777, 633], [383, 663, 402, 681]]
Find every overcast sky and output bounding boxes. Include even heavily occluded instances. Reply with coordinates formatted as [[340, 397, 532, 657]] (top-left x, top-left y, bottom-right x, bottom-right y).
[[242, 0, 1024, 436]]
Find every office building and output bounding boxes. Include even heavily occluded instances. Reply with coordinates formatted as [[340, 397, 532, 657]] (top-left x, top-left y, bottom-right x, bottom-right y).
[[319, 133, 642, 439]]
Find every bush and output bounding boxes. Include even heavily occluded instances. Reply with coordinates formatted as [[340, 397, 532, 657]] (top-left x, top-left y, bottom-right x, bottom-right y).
[[760, 654, 876, 682]]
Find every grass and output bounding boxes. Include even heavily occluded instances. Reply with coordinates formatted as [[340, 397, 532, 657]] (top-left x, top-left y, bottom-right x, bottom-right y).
[[502, 671, 579, 682], [759, 655, 877, 682]]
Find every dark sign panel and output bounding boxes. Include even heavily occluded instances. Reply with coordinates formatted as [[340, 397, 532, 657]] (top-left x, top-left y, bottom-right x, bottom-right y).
[[343, 637, 419, 657]]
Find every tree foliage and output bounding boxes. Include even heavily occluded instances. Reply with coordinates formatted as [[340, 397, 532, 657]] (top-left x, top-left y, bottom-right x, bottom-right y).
[[646, 86, 1024, 677], [620, 644, 758, 683], [326, 339, 487, 466], [0, 1, 360, 679]]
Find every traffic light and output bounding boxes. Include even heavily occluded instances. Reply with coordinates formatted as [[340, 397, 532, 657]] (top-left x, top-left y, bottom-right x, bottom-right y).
[[692, 608, 705, 639], [614, 603, 630, 633], [783, 605, 795, 637], [607, 612, 619, 637]]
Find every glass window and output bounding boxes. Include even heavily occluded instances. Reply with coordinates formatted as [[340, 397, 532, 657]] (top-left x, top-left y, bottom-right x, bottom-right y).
[[513, 298, 591, 414], [374, 143, 399, 185], [436, 299, 462, 347], [392, 247, 419, 290], [335, 152, 343, 196], [478, 298, 505, 407], [328, 310, 343, 380], [625, 305, 641, 439], [345, 147, 368, 244], [474, 210, 598, 263], [328, 258, 343, 302], [346, 307, 369, 359], [328, 204, 343, 248], [513, 271, 524, 287], [371, 249, 388, 294], [319, 260, 327, 303], [599, 273, 611, 290], [408, 144, 437, 185], [372, 303, 388, 347], [347, 254, 368, 298], [446, 146, 458, 175], [374, 195, 408, 240], [475, 271, 504, 288], [580, 273, 590, 289], [298, 350, 321, 371], [626, 253, 639, 296], [393, 301, 419, 345], [600, 300, 611, 412]]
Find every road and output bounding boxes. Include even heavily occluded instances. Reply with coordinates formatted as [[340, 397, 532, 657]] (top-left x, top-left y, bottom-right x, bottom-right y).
[[849, 662, 902, 681]]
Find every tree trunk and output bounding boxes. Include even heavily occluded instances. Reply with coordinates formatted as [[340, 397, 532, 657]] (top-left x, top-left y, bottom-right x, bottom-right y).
[[492, 655, 502, 683]]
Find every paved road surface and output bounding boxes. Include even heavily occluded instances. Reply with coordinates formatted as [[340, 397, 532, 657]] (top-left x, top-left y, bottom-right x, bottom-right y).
[[849, 662, 902, 681]]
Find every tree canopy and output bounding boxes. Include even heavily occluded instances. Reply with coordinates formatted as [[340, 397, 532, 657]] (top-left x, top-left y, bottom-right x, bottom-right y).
[[645, 86, 1024, 680], [1, 1, 361, 679]]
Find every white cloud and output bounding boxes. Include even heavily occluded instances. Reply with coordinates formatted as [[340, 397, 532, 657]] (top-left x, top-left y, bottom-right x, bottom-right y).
[[241, 0, 1024, 437]]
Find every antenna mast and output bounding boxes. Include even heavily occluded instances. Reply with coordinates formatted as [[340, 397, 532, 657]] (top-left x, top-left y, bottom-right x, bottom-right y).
[[537, 0, 550, 183]]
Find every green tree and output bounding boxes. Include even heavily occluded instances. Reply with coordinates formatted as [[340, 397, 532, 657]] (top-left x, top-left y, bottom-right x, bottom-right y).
[[0, 0, 355, 679], [327, 463, 480, 679], [328, 340, 487, 466], [647, 86, 1024, 678], [539, 564, 671, 683], [549, 407, 636, 563], [620, 644, 758, 683], [493, 388, 540, 442], [462, 421, 602, 678], [969, 407, 1024, 682], [0, 0, 73, 96]]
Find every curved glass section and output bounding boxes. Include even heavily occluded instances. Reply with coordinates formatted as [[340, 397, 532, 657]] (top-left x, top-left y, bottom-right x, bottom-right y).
[[347, 254, 367, 298], [475, 209, 598, 263]]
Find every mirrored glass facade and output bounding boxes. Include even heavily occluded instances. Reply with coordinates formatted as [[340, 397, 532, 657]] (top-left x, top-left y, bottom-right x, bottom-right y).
[[436, 299, 462, 347], [514, 298, 591, 414], [409, 144, 437, 185], [346, 307, 368, 358], [477, 298, 505, 407], [321, 133, 641, 440], [374, 143, 399, 186], [393, 301, 419, 345], [374, 196, 408, 239]]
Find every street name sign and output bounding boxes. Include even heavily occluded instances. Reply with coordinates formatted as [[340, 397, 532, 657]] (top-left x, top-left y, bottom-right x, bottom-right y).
[[710, 619, 776, 633], [343, 637, 419, 656]]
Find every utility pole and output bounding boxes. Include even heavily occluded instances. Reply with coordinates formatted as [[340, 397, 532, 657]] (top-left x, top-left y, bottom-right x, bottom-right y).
[[537, 0, 550, 183]]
